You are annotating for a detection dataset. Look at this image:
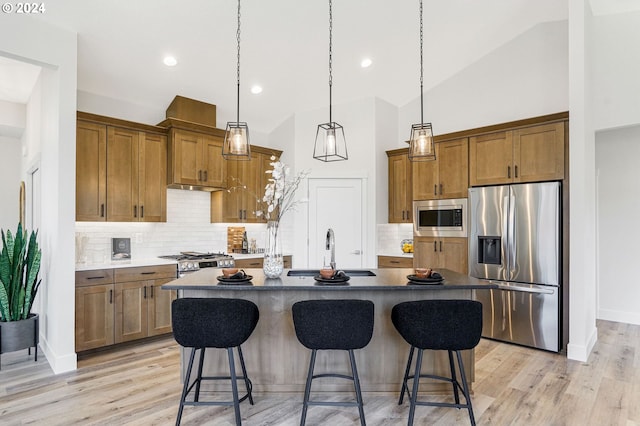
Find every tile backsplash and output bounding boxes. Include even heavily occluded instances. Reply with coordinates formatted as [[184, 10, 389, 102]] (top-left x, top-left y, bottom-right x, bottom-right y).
[[377, 223, 413, 255], [75, 189, 292, 264]]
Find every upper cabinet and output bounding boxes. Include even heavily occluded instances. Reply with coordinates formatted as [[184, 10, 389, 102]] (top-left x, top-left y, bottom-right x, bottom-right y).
[[76, 113, 167, 222], [413, 138, 469, 200], [387, 149, 412, 223], [212, 147, 282, 223], [166, 127, 226, 189], [469, 122, 565, 186]]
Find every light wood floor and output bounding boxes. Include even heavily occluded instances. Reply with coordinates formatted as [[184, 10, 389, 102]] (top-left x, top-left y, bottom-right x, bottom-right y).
[[1, 320, 638, 425]]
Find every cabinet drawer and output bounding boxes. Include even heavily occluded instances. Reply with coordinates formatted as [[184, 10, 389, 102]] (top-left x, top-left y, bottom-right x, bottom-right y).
[[114, 265, 177, 282], [234, 258, 264, 268], [75, 269, 114, 287], [378, 256, 413, 268]]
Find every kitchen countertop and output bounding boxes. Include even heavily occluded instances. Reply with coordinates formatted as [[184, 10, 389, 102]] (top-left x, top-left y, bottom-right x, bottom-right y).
[[162, 268, 494, 291], [75, 258, 177, 272], [377, 251, 414, 258]]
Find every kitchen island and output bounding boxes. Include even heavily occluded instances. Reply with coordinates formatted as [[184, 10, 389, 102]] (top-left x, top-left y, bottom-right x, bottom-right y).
[[162, 268, 495, 394]]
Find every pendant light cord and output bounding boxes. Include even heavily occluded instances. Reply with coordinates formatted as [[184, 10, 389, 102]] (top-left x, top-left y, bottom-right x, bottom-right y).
[[236, 0, 241, 124], [419, 0, 424, 126], [328, 0, 333, 124]]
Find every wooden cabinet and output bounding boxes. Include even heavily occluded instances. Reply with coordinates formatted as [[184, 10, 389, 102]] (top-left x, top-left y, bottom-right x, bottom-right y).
[[413, 237, 468, 274], [114, 265, 177, 344], [469, 122, 564, 186], [387, 149, 412, 223], [167, 128, 226, 189], [413, 138, 469, 200], [75, 269, 115, 352], [378, 255, 413, 268], [212, 146, 282, 223], [234, 255, 292, 269], [76, 113, 167, 222], [75, 265, 177, 352]]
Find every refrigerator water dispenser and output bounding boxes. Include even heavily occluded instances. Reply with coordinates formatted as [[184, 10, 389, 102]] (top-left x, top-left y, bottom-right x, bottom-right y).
[[478, 236, 501, 264]]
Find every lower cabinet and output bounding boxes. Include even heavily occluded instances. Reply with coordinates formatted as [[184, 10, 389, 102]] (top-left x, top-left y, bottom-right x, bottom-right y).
[[75, 265, 177, 352], [234, 255, 292, 269], [413, 237, 468, 274], [377, 255, 413, 268]]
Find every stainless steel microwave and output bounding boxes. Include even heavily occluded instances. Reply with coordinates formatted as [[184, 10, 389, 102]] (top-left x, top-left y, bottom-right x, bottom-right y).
[[413, 198, 468, 237]]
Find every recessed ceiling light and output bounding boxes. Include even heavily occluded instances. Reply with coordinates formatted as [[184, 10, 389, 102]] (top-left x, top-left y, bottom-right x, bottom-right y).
[[251, 85, 263, 94], [163, 56, 177, 67], [360, 58, 372, 68]]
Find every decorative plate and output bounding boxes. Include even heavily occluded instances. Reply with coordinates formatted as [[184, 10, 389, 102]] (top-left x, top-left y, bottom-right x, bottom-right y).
[[406, 274, 444, 285], [313, 275, 350, 285], [217, 275, 253, 285]]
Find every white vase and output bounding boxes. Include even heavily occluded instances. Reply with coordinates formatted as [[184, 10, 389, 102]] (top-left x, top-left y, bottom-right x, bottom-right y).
[[263, 221, 284, 278]]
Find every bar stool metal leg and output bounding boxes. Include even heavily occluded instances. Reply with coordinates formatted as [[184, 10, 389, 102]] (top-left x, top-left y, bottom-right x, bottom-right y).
[[300, 349, 317, 426], [176, 347, 197, 426], [194, 348, 206, 402], [457, 350, 476, 426], [348, 349, 366, 426], [228, 347, 242, 426], [448, 350, 461, 405], [237, 346, 254, 405], [399, 346, 415, 405], [408, 348, 423, 426]]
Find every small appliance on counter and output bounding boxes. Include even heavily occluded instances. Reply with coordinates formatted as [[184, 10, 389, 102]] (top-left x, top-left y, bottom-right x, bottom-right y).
[[111, 238, 131, 260], [158, 252, 235, 277]]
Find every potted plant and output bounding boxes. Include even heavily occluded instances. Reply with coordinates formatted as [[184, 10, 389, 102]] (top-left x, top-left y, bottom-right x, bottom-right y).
[[0, 223, 41, 367]]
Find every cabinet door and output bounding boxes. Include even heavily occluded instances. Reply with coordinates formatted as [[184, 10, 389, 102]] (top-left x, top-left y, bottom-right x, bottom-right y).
[[107, 127, 139, 221], [240, 154, 263, 222], [147, 278, 176, 337], [223, 159, 243, 222], [469, 131, 513, 186], [114, 281, 148, 343], [202, 134, 226, 188], [75, 284, 114, 351], [412, 156, 438, 201], [413, 237, 442, 269], [388, 153, 412, 223], [438, 138, 469, 199], [171, 129, 202, 186], [513, 122, 564, 183], [440, 237, 468, 274], [76, 121, 107, 221], [139, 132, 167, 222]]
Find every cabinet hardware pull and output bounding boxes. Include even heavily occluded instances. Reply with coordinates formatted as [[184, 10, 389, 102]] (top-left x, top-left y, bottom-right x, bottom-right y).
[[100, 204, 105, 217], [143, 286, 147, 299], [141, 206, 144, 218], [402, 211, 405, 220], [390, 260, 400, 264], [109, 289, 113, 304], [239, 209, 243, 219], [439, 183, 443, 195], [507, 166, 511, 179], [434, 185, 437, 196], [150, 285, 154, 298], [198, 170, 202, 181], [250, 262, 260, 266], [515, 165, 518, 178], [134, 205, 137, 218], [433, 241, 437, 252], [439, 241, 442, 252], [204, 170, 208, 181], [141, 271, 156, 275], [87, 276, 106, 280]]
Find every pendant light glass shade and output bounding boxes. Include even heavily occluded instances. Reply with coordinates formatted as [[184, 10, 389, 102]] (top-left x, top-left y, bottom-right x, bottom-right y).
[[408, 122, 435, 161], [223, 122, 251, 159], [408, 0, 436, 162], [223, 0, 251, 160], [314, 0, 348, 162], [314, 122, 348, 161]]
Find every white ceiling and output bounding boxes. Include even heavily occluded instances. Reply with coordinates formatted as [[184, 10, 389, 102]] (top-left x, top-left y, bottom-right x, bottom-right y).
[[2, 0, 635, 132]]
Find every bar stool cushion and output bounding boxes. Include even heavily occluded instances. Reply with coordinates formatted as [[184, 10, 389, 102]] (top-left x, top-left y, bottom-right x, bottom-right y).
[[392, 299, 482, 351], [172, 298, 259, 349], [292, 299, 374, 350]]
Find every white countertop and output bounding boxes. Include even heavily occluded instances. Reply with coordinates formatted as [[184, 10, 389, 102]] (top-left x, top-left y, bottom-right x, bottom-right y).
[[232, 253, 293, 259], [75, 258, 178, 271], [377, 251, 414, 258]]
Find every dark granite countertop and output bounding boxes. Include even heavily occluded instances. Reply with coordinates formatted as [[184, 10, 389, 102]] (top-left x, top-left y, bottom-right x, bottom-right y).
[[162, 268, 496, 291]]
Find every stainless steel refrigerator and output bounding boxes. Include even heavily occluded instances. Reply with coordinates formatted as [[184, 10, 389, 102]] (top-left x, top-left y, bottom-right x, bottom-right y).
[[469, 182, 561, 352]]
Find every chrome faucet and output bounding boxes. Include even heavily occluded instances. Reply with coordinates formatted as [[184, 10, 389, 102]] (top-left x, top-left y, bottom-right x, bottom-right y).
[[326, 228, 336, 270]]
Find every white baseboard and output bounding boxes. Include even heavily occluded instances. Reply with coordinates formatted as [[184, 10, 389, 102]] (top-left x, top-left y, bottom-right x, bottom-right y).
[[39, 334, 77, 374], [597, 308, 640, 325], [567, 325, 597, 362]]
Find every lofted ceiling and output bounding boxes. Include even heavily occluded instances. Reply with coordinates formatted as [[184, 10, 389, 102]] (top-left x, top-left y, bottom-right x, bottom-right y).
[[6, 0, 635, 132]]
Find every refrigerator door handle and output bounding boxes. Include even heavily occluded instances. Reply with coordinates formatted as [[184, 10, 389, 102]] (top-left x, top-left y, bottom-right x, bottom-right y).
[[491, 281, 556, 295], [508, 193, 517, 280], [502, 195, 510, 279]]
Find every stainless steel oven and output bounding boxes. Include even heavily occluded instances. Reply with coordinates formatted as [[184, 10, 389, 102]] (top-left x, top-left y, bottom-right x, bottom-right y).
[[413, 198, 468, 237], [158, 252, 235, 277]]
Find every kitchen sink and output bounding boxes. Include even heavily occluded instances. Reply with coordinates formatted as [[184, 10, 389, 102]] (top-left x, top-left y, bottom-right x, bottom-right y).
[[287, 269, 376, 277]]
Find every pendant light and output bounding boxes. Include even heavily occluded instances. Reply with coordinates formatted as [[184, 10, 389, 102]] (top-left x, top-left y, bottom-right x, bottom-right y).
[[408, 0, 435, 162], [223, 0, 251, 160], [313, 0, 348, 162]]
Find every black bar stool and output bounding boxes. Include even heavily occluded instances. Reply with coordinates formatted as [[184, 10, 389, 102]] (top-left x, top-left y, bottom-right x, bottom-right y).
[[171, 297, 259, 426], [292, 299, 375, 426], [391, 299, 483, 426]]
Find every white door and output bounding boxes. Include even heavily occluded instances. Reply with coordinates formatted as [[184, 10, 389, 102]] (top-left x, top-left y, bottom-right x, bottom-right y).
[[308, 178, 364, 269]]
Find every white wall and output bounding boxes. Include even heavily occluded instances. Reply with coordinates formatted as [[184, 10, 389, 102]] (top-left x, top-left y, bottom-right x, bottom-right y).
[[0, 100, 26, 138], [398, 20, 569, 141], [375, 98, 399, 224], [0, 15, 78, 374], [594, 11, 640, 131], [595, 125, 640, 324], [0, 136, 21, 230]]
